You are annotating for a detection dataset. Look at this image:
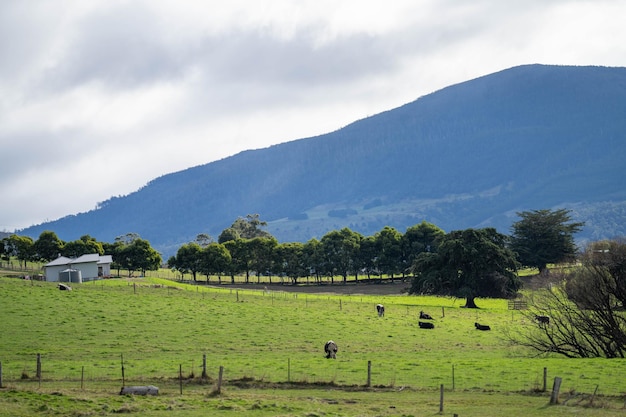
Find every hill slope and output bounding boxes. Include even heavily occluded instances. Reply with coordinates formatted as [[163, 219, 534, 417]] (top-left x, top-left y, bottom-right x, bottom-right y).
[[20, 64, 626, 255]]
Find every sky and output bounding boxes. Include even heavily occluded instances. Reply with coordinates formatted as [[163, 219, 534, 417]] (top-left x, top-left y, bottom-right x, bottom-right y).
[[2, 0, 626, 232]]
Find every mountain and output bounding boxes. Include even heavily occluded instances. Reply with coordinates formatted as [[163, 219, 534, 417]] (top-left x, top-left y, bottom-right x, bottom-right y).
[[20, 64, 626, 257]]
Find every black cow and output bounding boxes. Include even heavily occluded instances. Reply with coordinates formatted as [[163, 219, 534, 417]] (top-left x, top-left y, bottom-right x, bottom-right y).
[[535, 315, 550, 325], [324, 340, 338, 359], [376, 304, 385, 317], [475, 322, 491, 331], [418, 321, 435, 329], [419, 311, 433, 320]]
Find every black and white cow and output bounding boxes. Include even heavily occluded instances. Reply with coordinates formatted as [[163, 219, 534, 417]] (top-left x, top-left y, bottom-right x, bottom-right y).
[[419, 311, 433, 320], [475, 322, 491, 331], [324, 340, 338, 359], [418, 321, 435, 329], [376, 304, 385, 317]]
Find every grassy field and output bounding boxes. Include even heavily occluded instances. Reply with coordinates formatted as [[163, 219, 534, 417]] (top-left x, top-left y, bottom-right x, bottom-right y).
[[1, 275, 626, 416]]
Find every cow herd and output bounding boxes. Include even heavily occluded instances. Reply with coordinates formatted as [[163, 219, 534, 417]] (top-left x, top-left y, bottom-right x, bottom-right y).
[[324, 304, 550, 358]]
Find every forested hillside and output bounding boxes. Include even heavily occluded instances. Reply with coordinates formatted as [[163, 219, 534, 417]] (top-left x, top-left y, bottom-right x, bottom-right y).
[[20, 64, 626, 256]]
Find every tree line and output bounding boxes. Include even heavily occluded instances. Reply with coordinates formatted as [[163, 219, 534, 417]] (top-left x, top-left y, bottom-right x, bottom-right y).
[[0, 232, 161, 277], [1, 209, 582, 309]]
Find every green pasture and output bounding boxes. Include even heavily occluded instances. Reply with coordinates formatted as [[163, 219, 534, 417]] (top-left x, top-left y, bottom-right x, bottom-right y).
[[1, 276, 626, 416]]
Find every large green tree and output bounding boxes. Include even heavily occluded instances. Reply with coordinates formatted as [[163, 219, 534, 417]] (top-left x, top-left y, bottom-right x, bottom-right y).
[[170, 242, 203, 281], [320, 228, 362, 283], [401, 221, 445, 271], [6, 235, 34, 268], [118, 238, 162, 277], [374, 226, 403, 278], [33, 231, 64, 262], [199, 243, 231, 282], [510, 208, 584, 273], [410, 228, 520, 308]]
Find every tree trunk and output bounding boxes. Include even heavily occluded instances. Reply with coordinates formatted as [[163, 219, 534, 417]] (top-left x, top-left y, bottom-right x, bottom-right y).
[[463, 297, 479, 308]]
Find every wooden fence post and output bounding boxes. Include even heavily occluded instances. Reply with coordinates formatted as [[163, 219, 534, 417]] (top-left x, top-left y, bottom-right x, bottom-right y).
[[216, 366, 224, 394], [439, 384, 444, 413], [36, 353, 41, 379], [550, 377, 562, 405], [179, 364, 183, 395], [202, 354, 208, 379], [452, 364, 455, 391], [121, 354, 125, 386], [81, 366, 84, 390], [366, 361, 371, 387], [543, 367, 547, 392], [0, 361, 3, 388]]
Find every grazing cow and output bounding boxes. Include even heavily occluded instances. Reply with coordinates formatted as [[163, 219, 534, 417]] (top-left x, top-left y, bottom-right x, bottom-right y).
[[418, 321, 435, 329], [535, 315, 550, 325], [475, 322, 491, 331], [419, 311, 433, 320], [324, 340, 338, 359], [58, 283, 72, 291], [376, 304, 385, 317]]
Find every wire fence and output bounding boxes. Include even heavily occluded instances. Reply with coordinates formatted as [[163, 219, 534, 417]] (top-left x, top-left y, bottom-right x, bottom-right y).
[[2, 351, 626, 399]]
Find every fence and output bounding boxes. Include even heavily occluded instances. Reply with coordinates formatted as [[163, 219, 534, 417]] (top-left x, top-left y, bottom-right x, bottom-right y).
[[2, 352, 625, 399]]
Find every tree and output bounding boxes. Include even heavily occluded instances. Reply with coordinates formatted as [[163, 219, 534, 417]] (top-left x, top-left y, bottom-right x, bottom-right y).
[[118, 238, 162, 276], [275, 242, 307, 284], [223, 214, 272, 241], [358, 235, 379, 279], [63, 235, 104, 258], [510, 208, 584, 274], [303, 238, 323, 283], [248, 237, 278, 283], [199, 243, 231, 282], [374, 226, 403, 278], [509, 239, 626, 358], [223, 238, 254, 283], [401, 221, 445, 271], [7, 235, 34, 268], [195, 233, 214, 247], [410, 228, 520, 308], [171, 243, 203, 281], [320, 228, 362, 283], [33, 231, 64, 262]]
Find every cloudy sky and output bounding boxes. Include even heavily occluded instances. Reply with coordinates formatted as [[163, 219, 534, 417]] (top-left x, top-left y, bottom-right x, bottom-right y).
[[2, 0, 625, 232]]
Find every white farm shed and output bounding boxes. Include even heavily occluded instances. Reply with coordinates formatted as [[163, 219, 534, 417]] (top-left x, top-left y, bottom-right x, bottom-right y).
[[44, 254, 112, 282]]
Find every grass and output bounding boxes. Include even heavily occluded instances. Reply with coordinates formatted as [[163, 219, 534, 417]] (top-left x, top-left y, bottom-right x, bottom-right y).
[[1, 275, 626, 416]]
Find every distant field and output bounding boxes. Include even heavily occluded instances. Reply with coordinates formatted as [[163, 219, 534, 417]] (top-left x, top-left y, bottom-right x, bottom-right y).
[[1, 275, 625, 416]]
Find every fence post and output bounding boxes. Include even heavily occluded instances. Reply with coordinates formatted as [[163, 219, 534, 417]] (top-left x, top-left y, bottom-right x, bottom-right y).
[[542, 367, 547, 392], [179, 364, 183, 395], [36, 353, 41, 379], [366, 361, 371, 387], [452, 364, 455, 391], [0, 361, 3, 388], [202, 354, 208, 379], [81, 366, 84, 390], [216, 366, 224, 394], [590, 385, 599, 406], [549, 376, 562, 405], [439, 384, 444, 413], [121, 354, 125, 386]]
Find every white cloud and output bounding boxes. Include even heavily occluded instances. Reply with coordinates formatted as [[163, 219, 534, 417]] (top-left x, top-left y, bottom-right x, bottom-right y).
[[2, 0, 626, 232]]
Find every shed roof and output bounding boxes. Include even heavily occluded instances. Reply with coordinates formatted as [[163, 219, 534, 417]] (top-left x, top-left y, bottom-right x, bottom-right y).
[[45, 256, 73, 267], [44, 254, 112, 268]]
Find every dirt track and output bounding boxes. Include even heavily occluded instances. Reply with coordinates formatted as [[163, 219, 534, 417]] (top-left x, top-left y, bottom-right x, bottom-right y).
[[213, 280, 411, 296]]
